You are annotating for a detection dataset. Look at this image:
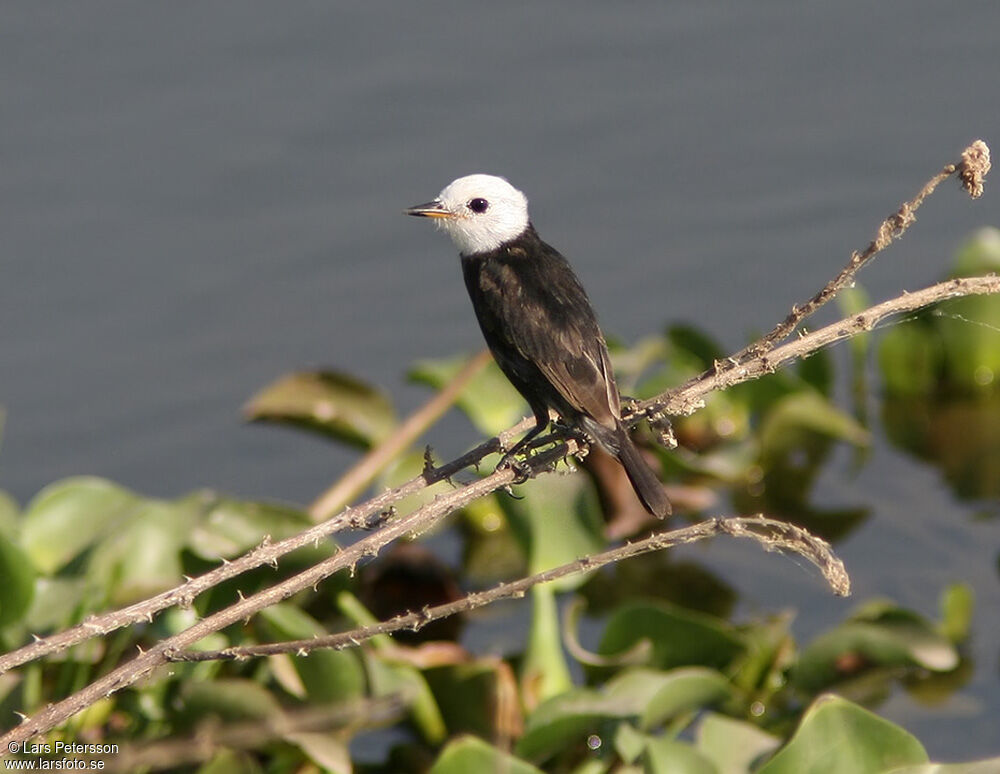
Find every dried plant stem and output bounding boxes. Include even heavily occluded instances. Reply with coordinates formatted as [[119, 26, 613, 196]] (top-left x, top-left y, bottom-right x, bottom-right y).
[[731, 139, 991, 363], [169, 515, 847, 664]]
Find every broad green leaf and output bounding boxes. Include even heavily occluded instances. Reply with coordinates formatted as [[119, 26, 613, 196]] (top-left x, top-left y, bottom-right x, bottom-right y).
[[20, 477, 140, 574], [597, 602, 745, 673], [410, 353, 526, 435], [0, 532, 35, 627], [878, 318, 944, 397], [244, 370, 396, 448], [794, 603, 959, 693], [23, 577, 89, 632], [185, 495, 319, 560], [638, 668, 733, 730], [642, 737, 718, 774], [516, 688, 642, 762], [431, 736, 544, 774], [758, 694, 927, 774], [339, 592, 446, 744], [695, 713, 780, 774], [256, 604, 366, 703], [176, 678, 283, 726], [758, 392, 869, 466], [87, 498, 198, 605]]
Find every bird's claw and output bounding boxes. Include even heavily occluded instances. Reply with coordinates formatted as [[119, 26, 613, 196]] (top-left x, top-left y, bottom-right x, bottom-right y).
[[497, 454, 532, 484]]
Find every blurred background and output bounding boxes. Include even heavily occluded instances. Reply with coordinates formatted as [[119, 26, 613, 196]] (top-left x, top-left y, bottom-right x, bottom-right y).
[[2, 1, 998, 760]]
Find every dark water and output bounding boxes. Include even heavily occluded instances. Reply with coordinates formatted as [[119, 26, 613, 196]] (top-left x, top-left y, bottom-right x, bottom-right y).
[[2, 1, 999, 759]]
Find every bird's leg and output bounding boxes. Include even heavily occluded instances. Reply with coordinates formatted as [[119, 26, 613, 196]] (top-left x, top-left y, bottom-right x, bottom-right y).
[[497, 409, 550, 476]]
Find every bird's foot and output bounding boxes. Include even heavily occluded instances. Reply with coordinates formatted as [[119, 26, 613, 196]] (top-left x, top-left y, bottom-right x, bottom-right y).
[[497, 453, 532, 484]]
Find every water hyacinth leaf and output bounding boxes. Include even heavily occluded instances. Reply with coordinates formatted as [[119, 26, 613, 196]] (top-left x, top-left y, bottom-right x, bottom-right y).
[[410, 353, 526, 436], [641, 737, 717, 774], [431, 736, 544, 774], [516, 688, 642, 762], [695, 713, 781, 774], [175, 678, 283, 726], [757, 694, 927, 773], [793, 602, 959, 693], [638, 668, 733, 730], [939, 228, 1000, 391], [878, 317, 945, 397], [256, 604, 366, 703], [598, 602, 745, 673], [244, 370, 396, 449], [185, 495, 319, 560], [86, 498, 198, 605], [758, 391, 869, 466], [20, 477, 141, 574], [0, 533, 35, 628]]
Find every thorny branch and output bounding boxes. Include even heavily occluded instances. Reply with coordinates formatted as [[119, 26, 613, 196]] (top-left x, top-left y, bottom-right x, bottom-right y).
[[0, 140, 990, 747]]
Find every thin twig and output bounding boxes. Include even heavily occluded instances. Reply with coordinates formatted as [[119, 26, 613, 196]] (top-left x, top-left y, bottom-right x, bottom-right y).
[[730, 139, 990, 363], [168, 515, 847, 663]]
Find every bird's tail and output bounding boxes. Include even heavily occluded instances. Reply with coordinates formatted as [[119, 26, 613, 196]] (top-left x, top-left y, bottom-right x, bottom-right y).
[[593, 422, 670, 518]]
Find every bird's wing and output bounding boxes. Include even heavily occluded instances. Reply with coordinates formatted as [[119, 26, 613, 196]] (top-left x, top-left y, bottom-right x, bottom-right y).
[[499, 247, 622, 428]]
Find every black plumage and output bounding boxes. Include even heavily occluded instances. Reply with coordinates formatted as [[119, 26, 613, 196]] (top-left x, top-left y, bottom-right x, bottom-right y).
[[461, 225, 671, 518]]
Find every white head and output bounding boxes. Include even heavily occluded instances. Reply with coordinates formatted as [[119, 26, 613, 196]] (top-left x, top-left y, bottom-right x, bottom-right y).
[[406, 174, 530, 255]]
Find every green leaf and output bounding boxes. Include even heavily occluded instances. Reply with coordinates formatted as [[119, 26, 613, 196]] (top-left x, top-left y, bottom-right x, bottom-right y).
[[757, 694, 927, 774], [695, 713, 781, 774], [642, 737, 718, 774], [185, 495, 319, 560], [516, 688, 641, 762], [256, 604, 366, 703], [758, 391, 869, 466], [20, 477, 140, 574], [176, 678, 283, 726], [637, 668, 733, 730], [0, 532, 35, 627], [410, 353, 526, 435], [86, 498, 199, 605], [794, 603, 959, 693], [431, 736, 544, 774], [878, 318, 945, 397], [244, 370, 396, 448], [597, 602, 745, 673]]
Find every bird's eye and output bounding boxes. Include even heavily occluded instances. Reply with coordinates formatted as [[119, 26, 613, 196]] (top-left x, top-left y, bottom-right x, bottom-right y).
[[468, 198, 489, 214]]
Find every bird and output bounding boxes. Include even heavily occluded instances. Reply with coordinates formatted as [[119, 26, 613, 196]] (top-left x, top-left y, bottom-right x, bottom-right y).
[[406, 174, 670, 518]]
